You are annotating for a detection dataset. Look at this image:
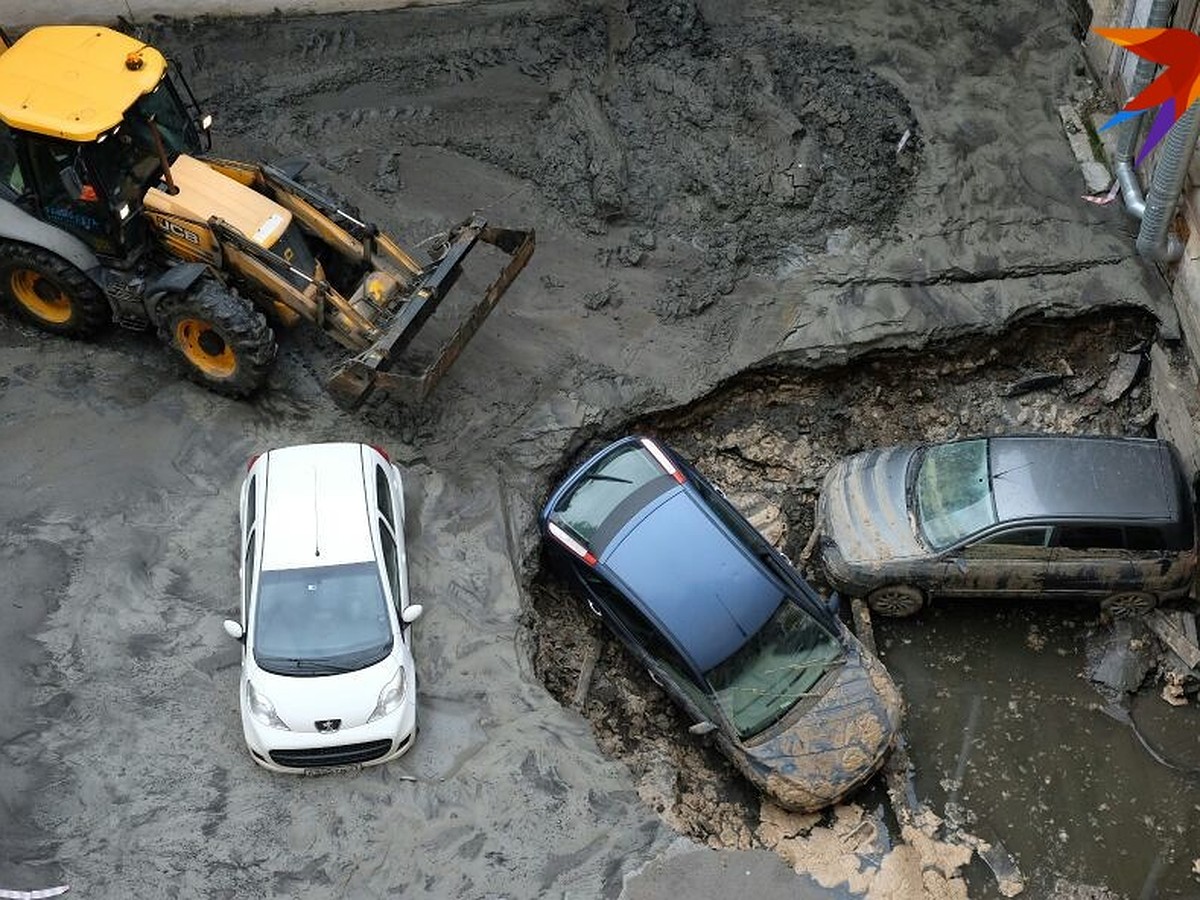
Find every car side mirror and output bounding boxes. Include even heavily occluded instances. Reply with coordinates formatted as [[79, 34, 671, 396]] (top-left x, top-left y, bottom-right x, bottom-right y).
[[825, 591, 841, 617], [688, 721, 717, 736], [223, 619, 245, 641], [954, 557, 968, 574], [401, 604, 424, 625]]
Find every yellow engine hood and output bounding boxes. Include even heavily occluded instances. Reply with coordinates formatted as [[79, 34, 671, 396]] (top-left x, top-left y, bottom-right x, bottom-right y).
[[144, 154, 291, 248]]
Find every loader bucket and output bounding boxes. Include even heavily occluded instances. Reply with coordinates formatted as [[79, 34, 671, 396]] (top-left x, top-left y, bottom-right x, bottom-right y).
[[325, 217, 534, 410]]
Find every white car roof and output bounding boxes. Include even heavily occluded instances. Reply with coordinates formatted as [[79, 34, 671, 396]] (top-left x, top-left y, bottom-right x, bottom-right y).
[[259, 442, 377, 571]]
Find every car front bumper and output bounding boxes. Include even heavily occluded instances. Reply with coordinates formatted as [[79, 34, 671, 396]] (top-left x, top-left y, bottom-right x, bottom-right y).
[[240, 697, 417, 775]]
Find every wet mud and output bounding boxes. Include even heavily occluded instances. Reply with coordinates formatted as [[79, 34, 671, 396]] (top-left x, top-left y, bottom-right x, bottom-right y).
[[1, 1, 1193, 898]]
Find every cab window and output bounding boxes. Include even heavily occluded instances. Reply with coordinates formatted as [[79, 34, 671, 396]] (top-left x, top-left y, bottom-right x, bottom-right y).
[[23, 136, 112, 250], [0, 125, 24, 199]]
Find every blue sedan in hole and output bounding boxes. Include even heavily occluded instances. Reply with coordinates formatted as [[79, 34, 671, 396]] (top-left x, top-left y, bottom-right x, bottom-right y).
[[540, 435, 901, 812]]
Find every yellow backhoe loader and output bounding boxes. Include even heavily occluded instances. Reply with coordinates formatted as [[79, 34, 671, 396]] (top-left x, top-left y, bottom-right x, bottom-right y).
[[0, 25, 534, 407]]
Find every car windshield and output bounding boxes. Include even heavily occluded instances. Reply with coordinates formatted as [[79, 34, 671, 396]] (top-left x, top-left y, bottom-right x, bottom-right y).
[[912, 440, 997, 550], [253, 562, 393, 675], [705, 600, 843, 739], [554, 444, 666, 542]]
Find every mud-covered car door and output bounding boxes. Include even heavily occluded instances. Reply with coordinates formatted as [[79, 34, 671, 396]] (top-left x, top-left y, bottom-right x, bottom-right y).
[[936, 526, 1052, 596], [1043, 523, 1161, 597]]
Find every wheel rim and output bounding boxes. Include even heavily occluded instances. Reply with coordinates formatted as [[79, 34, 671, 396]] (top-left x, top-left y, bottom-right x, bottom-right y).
[[10, 268, 72, 324], [1105, 593, 1154, 618], [871, 588, 920, 616], [175, 318, 236, 378]]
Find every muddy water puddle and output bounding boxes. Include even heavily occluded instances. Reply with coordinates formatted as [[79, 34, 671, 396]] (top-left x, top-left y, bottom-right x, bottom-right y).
[[529, 310, 1200, 895], [880, 600, 1200, 898]]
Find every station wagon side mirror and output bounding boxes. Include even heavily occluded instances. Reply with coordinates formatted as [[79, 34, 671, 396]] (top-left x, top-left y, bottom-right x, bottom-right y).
[[222, 619, 245, 642], [688, 721, 717, 736], [401, 604, 424, 625]]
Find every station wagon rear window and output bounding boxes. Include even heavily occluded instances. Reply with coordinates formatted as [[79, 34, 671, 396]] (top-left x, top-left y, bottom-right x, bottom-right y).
[[913, 440, 998, 550], [553, 445, 669, 543]]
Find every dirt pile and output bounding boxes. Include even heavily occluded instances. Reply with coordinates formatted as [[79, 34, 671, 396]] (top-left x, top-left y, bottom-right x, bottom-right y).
[[173, 0, 915, 319], [498, 0, 917, 311]]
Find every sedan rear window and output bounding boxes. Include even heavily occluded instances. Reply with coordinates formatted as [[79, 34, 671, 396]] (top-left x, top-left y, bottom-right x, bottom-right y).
[[253, 562, 392, 674], [553, 445, 666, 542], [913, 439, 997, 550], [705, 600, 842, 739]]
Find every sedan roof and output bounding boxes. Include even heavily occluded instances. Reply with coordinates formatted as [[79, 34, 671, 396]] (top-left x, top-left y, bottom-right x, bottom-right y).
[[989, 436, 1175, 522], [603, 490, 784, 673]]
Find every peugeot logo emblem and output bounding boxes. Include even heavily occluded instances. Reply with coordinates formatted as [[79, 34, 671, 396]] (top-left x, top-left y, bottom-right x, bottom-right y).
[[315, 719, 341, 733]]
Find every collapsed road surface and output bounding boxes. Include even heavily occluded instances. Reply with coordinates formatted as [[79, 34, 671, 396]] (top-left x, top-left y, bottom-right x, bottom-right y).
[[534, 309, 1200, 897], [1, 0, 1191, 897]]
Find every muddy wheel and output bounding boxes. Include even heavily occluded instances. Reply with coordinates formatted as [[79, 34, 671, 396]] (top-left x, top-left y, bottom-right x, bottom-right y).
[[865, 584, 925, 617], [1100, 591, 1157, 619], [0, 242, 109, 337], [157, 281, 277, 397]]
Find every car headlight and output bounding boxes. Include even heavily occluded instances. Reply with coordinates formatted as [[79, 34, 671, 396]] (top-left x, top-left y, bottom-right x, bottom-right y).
[[246, 681, 290, 730], [368, 668, 407, 723]]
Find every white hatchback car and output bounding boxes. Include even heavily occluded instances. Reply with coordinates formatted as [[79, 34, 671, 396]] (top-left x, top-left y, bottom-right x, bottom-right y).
[[223, 442, 422, 774]]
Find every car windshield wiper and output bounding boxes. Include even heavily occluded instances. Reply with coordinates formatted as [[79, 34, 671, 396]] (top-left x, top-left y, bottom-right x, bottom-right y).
[[581, 473, 633, 484], [289, 657, 359, 674]]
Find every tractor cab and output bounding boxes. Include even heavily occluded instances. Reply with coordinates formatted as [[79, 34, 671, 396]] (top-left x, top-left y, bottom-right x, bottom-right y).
[[0, 26, 210, 259]]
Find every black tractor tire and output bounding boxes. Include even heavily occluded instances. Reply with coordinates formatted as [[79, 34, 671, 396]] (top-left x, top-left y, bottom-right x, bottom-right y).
[[157, 281, 277, 398], [0, 242, 110, 337]]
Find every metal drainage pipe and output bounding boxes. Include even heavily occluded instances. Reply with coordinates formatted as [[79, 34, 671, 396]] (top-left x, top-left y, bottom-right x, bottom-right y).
[[1112, 0, 1175, 220], [1136, 99, 1200, 263]]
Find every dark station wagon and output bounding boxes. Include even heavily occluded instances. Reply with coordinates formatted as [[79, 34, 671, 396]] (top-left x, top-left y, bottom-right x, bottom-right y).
[[816, 435, 1197, 617], [541, 436, 901, 812]]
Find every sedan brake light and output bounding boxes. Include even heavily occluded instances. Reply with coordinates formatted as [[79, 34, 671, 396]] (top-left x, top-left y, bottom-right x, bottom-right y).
[[548, 521, 597, 566], [369, 443, 392, 463], [640, 437, 686, 484], [246, 452, 262, 472]]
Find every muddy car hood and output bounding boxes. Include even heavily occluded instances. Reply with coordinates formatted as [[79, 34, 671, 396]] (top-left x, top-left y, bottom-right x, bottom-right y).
[[740, 630, 901, 811], [818, 446, 925, 563]]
